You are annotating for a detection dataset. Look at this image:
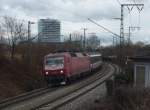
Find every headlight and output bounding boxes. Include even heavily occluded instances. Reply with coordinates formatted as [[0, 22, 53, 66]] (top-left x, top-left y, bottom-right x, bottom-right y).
[[60, 70, 63, 74], [45, 72, 49, 75]]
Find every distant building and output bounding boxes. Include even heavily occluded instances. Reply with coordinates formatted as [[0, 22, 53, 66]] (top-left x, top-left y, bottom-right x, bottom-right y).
[[0, 36, 7, 44], [86, 35, 100, 49], [38, 19, 61, 42]]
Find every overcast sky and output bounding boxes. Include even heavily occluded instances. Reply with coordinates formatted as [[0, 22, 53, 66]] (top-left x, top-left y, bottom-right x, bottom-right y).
[[0, 0, 149, 45]]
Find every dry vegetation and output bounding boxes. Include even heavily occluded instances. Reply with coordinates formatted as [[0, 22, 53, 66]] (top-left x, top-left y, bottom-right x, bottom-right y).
[[91, 69, 150, 110], [92, 87, 150, 110], [0, 43, 47, 101], [0, 16, 85, 101], [0, 41, 84, 101]]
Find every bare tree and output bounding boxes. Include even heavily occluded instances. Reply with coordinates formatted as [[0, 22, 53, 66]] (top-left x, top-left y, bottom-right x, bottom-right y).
[[2, 16, 27, 59], [0, 25, 5, 44]]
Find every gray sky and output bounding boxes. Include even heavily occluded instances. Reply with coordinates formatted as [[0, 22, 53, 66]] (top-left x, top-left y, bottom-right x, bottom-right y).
[[0, 0, 149, 45]]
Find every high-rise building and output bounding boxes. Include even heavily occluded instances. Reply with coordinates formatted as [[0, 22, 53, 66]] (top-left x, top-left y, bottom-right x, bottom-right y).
[[86, 34, 100, 49], [38, 19, 61, 42]]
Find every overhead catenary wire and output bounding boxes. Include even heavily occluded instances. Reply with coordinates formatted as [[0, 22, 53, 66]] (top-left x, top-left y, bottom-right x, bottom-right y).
[[88, 18, 120, 38], [130, 0, 144, 29], [133, 0, 136, 4], [116, 0, 121, 5], [132, 0, 139, 27], [1, 1, 123, 43]]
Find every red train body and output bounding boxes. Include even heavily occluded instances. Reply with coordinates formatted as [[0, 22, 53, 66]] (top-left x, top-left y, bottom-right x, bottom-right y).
[[43, 52, 101, 84]]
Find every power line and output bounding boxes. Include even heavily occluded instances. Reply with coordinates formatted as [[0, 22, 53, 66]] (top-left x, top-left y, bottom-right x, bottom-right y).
[[132, 0, 137, 4], [120, 3, 144, 44], [88, 18, 120, 38], [116, 0, 121, 5], [128, 26, 140, 44]]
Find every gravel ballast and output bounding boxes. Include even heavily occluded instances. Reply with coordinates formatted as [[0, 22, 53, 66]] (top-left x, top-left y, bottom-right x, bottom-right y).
[[57, 82, 107, 110]]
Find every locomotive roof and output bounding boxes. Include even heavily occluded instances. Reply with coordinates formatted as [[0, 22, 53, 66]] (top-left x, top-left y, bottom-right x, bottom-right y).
[[46, 52, 67, 57], [45, 52, 89, 57], [89, 54, 102, 57]]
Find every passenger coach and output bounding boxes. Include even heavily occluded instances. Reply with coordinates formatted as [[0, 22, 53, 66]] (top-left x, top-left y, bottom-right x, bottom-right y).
[[90, 54, 102, 71]]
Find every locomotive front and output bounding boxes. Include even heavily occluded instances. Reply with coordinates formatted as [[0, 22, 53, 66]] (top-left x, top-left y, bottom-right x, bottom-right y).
[[44, 55, 66, 84]]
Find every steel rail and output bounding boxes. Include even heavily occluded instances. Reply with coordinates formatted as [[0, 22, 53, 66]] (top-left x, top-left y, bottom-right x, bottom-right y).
[[36, 64, 116, 110], [0, 87, 59, 109], [0, 64, 114, 110]]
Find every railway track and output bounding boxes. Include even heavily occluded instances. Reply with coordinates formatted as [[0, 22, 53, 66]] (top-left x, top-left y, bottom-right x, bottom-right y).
[[36, 64, 116, 110], [0, 63, 117, 110], [0, 86, 59, 109]]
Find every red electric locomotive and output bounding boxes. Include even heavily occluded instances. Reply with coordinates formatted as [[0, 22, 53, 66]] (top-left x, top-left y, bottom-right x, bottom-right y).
[[43, 52, 91, 84]]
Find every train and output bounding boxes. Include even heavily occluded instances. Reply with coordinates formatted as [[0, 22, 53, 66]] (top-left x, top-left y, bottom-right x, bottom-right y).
[[43, 52, 102, 85]]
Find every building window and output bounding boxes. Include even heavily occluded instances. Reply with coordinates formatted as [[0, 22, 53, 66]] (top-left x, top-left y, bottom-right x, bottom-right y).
[[135, 65, 145, 87]]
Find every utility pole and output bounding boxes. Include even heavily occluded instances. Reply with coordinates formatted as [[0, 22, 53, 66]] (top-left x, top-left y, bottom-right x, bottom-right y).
[[99, 39, 101, 47], [69, 33, 72, 41], [80, 35, 83, 49], [113, 36, 115, 47], [120, 5, 124, 45], [119, 4, 144, 73], [28, 21, 30, 41], [27, 21, 35, 71], [81, 28, 87, 50], [128, 27, 131, 44], [28, 21, 35, 41], [120, 4, 144, 45]]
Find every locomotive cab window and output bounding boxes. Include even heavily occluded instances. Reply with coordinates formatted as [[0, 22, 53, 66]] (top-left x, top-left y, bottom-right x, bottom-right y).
[[70, 53, 77, 57], [46, 57, 64, 67]]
